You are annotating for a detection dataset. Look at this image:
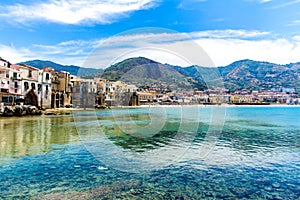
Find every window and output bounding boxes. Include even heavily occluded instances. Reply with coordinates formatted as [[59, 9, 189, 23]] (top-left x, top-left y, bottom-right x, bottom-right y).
[[31, 83, 35, 90], [28, 70, 32, 78], [15, 89, 17, 93], [14, 82, 18, 88], [13, 72, 17, 79], [2, 97, 10, 103], [38, 84, 42, 92], [24, 82, 29, 91], [46, 85, 49, 91], [45, 73, 50, 80]]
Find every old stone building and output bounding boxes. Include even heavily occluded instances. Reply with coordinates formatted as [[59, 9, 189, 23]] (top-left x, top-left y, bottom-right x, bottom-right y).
[[51, 71, 72, 108]]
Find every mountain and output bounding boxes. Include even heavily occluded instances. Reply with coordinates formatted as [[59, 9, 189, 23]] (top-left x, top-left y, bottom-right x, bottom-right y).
[[219, 60, 300, 92], [170, 65, 222, 89], [101, 57, 205, 90], [171, 59, 300, 92], [19, 60, 103, 77], [20, 57, 300, 92]]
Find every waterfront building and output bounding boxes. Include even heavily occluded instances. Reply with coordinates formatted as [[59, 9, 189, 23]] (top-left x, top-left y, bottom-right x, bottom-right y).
[[138, 92, 156, 104], [1, 62, 52, 107], [114, 81, 139, 106], [51, 71, 72, 108], [0, 60, 13, 104], [93, 78, 106, 107], [69, 75, 81, 107], [104, 81, 116, 106], [9, 65, 22, 96], [39, 68, 52, 108], [19, 64, 40, 107], [70, 76, 96, 108]]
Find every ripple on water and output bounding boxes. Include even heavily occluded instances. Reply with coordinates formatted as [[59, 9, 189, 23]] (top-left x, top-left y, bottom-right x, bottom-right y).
[[0, 107, 299, 199]]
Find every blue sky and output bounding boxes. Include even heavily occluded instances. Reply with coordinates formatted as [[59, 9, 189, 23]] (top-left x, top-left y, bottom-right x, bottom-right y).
[[0, 0, 300, 68]]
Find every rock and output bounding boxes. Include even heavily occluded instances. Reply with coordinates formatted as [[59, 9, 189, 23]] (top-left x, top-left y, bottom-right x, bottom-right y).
[[0, 105, 42, 117], [14, 105, 24, 116], [3, 106, 14, 117], [29, 106, 37, 115]]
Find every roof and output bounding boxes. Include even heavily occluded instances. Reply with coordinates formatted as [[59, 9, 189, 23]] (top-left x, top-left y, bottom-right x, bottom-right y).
[[19, 64, 40, 71], [10, 64, 21, 71], [42, 67, 55, 72]]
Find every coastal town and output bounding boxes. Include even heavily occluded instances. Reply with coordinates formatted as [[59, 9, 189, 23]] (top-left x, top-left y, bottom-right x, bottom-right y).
[[0, 56, 299, 114]]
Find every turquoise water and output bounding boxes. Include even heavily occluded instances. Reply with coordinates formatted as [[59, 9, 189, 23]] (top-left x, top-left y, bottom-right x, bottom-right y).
[[0, 106, 299, 199]]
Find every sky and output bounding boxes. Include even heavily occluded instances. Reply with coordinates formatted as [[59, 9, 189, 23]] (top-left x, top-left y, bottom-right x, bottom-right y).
[[0, 0, 300, 68]]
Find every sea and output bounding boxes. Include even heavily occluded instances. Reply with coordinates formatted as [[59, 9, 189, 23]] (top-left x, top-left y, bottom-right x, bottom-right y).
[[0, 106, 299, 199]]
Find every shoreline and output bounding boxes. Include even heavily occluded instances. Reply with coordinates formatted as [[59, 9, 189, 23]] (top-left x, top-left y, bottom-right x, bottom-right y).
[[45, 103, 300, 112], [1, 103, 299, 117]]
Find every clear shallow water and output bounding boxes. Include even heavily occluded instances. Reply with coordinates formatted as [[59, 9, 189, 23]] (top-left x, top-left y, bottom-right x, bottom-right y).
[[0, 106, 299, 199]]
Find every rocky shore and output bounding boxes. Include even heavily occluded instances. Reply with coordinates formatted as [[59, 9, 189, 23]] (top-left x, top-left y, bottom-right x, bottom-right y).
[[0, 104, 42, 117]]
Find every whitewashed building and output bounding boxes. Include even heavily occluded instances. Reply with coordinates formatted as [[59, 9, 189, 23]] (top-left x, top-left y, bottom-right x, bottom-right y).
[[38, 69, 52, 108], [19, 64, 40, 107]]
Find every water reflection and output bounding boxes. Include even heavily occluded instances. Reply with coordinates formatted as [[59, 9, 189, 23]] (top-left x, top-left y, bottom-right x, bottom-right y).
[[0, 116, 78, 161], [1, 107, 299, 167]]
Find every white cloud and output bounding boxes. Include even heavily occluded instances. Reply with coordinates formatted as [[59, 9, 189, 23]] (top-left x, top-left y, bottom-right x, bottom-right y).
[[260, 0, 272, 3], [0, 45, 34, 63], [197, 38, 300, 66], [292, 35, 300, 41], [287, 20, 300, 26], [81, 30, 300, 67], [0, 40, 93, 66], [268, 0, 300, 9], [1, 29, 300, 68], [0, 0, 160, 25], [189, 29, 270, 39]]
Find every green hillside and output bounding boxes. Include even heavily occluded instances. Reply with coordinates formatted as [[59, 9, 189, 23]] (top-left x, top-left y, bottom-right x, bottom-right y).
[[101, 57, 202, 90], [173, 60, 300, 92]]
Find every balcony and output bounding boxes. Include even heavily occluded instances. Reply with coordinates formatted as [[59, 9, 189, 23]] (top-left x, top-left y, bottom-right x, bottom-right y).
[[11, 77, 21, 81]]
